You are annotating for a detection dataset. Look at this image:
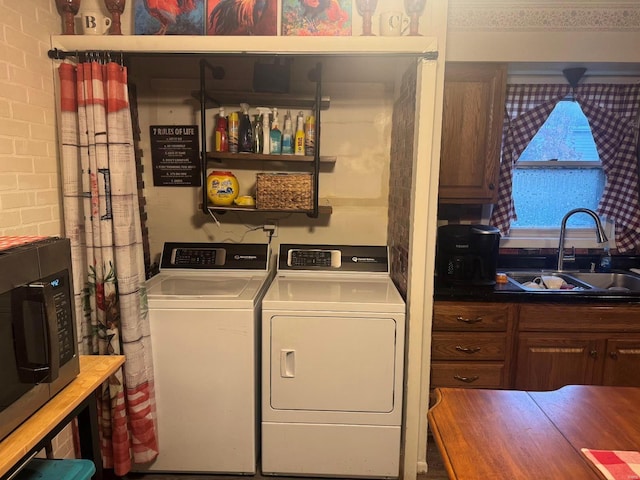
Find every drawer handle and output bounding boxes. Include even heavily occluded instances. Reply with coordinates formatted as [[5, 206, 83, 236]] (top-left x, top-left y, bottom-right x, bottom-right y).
[[456, 315, 483, 324], [453, 375, 480, 383], [455, 345, 481, 354]]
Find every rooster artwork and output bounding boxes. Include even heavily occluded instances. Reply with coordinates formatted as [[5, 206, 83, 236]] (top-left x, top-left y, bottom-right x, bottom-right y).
[[135, 0, 206, 35], [207, 0, 277, 35], [281, 0, 351, 36]]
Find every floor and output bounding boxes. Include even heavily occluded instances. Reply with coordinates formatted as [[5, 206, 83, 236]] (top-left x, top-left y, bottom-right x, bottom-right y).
[[108, 439, 448, 480]]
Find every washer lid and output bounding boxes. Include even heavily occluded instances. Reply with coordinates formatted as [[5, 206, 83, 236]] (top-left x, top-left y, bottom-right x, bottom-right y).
[[150, 276, 250, 297], [262, 275, 405, 313], [146, 272, 271, 308]]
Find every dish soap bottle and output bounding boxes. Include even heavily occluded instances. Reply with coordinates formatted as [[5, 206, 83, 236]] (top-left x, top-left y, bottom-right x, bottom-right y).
[[270, 108, 282, 155], [239, 103, 253, 153], [599, 245, 612, 272], [281, 111, 294, 155]]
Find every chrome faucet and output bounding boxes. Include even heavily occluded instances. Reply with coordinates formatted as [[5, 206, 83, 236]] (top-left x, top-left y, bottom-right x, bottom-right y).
[[557, 208, 608, 271]]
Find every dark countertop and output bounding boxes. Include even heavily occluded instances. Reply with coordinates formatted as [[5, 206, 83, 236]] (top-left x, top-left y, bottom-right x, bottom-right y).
[[434, 254, 640, 304]]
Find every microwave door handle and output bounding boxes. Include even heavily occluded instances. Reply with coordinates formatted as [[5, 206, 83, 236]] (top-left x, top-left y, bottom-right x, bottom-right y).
[[11, 286, 51, 384], [29, 282, 60, 382]]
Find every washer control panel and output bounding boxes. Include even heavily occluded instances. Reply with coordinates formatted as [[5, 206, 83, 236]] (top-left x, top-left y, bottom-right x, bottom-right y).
[[159, 242, 270, 271], [170, 247, 226, 266]]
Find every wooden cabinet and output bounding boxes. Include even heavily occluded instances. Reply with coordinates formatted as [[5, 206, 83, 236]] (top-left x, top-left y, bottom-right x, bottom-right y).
[[515, 304, 640, 391], [431, 301, 515, 390], [438, 63, 507, 203]]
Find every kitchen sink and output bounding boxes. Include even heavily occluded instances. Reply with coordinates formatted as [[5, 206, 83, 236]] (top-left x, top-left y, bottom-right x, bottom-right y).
[[505, 271, 594, 291], [567, 272, 640, 292], [505, 270, 640, 293]]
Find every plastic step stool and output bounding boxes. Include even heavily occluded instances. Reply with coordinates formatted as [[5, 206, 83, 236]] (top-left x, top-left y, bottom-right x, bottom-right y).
[[14, 459, 96, 480]]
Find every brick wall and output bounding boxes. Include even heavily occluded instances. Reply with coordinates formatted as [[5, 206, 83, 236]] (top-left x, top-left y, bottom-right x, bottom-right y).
[[0, 0, 62, 236], [387, 65, 417, 298]]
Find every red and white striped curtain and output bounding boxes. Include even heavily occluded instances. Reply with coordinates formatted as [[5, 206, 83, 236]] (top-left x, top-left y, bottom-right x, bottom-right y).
[[58, 59, 158, 475], [490, 83, 640, 252]]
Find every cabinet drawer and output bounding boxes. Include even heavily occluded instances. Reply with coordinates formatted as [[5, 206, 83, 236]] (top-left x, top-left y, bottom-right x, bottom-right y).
[[431, 362, 504, 388], [432, 333, 506, 360], [433, 302, 510, 331], [519, 304, 640, 332]]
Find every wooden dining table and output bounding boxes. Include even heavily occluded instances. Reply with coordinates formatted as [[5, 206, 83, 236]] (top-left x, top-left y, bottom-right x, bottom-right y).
[[428, 385, 640, 479]]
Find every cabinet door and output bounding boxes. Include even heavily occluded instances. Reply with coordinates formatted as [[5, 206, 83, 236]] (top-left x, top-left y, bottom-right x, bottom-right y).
[[515, 334, 599, 391], [602, 338, 640, 387], [438, 63, 507, 203]]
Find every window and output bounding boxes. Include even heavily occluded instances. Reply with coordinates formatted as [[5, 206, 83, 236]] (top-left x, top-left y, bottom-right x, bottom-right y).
[[511, 99, 605, 230], [502, 98, 614, 248]]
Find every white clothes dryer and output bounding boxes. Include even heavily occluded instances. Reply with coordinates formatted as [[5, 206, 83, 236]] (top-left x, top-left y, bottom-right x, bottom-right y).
[[261, 244, 406, 478], [139, 242, 274, 474]]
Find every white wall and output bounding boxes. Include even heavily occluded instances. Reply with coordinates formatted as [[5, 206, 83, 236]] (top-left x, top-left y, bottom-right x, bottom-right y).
[[131, 55, 407, 263]]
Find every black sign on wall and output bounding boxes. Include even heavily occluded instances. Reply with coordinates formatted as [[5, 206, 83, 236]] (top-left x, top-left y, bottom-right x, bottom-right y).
[[150, 125, 201, 186]]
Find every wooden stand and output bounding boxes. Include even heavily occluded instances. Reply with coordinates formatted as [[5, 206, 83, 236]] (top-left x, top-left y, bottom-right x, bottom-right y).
[[0, 355, 125, 480]]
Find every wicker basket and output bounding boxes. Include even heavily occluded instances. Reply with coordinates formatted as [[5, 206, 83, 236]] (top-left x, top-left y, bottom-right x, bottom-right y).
[[256, 173, 313, 211]]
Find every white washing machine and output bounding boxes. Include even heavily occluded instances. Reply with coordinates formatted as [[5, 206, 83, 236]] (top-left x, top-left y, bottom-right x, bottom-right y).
[[139, 242, 274, 474], [261, 244, 406, 478]]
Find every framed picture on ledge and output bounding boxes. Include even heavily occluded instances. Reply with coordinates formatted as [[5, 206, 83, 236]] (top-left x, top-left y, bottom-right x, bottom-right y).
[[134, 0, 205, 35], [207, 0, 277, 35], [281, 0, 352, 36]]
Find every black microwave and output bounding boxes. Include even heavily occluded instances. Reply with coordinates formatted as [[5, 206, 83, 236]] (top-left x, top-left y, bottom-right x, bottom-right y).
[[0, 237, 80, 442]]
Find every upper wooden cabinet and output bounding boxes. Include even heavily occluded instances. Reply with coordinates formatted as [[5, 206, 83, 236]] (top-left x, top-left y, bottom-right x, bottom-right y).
[[438, 63, 507, 204]]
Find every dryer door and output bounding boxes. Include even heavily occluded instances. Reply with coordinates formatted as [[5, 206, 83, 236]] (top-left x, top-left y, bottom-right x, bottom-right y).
[[269, 315, 397, 413]]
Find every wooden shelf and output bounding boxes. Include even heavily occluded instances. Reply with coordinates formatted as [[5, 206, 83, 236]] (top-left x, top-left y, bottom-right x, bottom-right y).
[[194, 90, 330, 111], [206, 152, 335, 164], [206, 204, 332, 215], [50, 35, 438, 57]]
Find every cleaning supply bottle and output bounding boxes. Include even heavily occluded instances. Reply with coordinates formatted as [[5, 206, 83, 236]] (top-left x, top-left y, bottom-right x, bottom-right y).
[[256, 107, 271, 154], [253, 113, 263, 154], [294, 111, 305, 156], [214, 107, 228, 152], [239, 103, 253, 153], [270, 107, 282, 155], [281, 114, 293, 154], [228, 111, 239, 153], [304, 114, 315, 156]]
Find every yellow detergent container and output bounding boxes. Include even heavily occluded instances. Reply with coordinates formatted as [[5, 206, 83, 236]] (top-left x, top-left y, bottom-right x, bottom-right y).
[[207, 171, 239, 206]]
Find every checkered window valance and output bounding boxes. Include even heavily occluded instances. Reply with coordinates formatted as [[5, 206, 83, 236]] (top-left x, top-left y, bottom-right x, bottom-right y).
[[490, 83, 640, 252]]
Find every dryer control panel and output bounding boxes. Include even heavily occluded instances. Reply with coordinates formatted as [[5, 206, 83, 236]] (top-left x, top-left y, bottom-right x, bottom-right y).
[[287, 249, 341, 268], [279, 244, 389, 273]]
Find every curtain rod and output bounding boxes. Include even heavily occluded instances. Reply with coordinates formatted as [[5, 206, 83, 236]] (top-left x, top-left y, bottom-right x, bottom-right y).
[[48, 48, 127, 65], [48, 47, 438, 61]]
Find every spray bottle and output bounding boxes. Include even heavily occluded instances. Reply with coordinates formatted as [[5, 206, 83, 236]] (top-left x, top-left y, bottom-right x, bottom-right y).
[[270, 107, 282, 155], [281, 110, 294, 154], [239, 103, 253, 153]]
